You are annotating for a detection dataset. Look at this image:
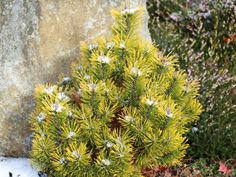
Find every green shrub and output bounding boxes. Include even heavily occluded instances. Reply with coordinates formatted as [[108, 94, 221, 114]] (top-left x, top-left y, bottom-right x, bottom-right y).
[[30, 8, 202, 176], [147, 0, 236, 159]]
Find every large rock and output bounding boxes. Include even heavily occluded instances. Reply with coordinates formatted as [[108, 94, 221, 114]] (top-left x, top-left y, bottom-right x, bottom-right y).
[[0, 0, 150, 156]]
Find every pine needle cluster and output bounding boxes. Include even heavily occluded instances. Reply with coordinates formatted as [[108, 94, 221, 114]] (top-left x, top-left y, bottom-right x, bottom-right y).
[[30, 8, 202, 177]]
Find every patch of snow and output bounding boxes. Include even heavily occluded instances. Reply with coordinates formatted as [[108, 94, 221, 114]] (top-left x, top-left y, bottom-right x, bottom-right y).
[[0, 157, 38, 177]]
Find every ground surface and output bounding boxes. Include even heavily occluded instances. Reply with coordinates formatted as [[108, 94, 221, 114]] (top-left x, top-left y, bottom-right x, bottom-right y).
[[0, 157, 38, 177], [0, 156, 235, 177]]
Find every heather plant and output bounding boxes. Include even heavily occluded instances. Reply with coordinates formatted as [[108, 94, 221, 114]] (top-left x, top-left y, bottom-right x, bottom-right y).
[[30, 8, 202, 177], [147, 0, 236, 159]]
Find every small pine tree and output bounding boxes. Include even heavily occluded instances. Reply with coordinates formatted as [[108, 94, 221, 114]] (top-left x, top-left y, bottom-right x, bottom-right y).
[[30, 8, 202, 177]]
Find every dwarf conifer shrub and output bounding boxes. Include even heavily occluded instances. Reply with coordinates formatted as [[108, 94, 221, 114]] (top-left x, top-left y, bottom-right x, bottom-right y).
[[30, 8, 202, 177]]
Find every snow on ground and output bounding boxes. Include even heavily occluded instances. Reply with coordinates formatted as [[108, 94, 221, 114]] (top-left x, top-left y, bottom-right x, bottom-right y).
[[0, 157, 38, 177]]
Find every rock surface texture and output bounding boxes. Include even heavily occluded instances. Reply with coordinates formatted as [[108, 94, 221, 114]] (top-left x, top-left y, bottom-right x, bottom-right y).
[[0, 0, 150, 156]]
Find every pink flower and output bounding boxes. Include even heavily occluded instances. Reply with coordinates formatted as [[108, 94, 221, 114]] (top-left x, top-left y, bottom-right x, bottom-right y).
[[219, 162, 231, 175]]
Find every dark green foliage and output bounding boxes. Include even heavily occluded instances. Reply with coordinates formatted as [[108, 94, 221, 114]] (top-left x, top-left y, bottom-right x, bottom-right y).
[[147, 0, 236, 159]]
